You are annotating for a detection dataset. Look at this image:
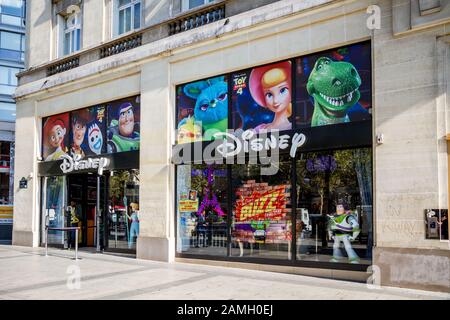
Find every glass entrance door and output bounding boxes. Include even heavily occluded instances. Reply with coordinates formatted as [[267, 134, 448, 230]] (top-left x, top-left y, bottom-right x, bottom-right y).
[[41, 176, 67, 246], [66, 174, 106, 248], [106, 170, 140, 252]]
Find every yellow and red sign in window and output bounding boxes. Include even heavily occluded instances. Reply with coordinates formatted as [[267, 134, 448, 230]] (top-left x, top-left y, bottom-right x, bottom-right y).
[[235, 182, 289, 222]]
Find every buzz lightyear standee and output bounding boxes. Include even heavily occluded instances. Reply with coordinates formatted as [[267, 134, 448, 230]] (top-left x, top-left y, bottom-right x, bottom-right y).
[[328, 200, 360, 264]]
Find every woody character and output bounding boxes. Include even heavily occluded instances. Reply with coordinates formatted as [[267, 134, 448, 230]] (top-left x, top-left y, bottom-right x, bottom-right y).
[[70, 109, 90, 158]]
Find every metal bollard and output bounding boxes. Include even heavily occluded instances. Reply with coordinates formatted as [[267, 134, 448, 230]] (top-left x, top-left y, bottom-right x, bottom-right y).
[[75, 228, 79, 260], [45, 226, 48, 257]]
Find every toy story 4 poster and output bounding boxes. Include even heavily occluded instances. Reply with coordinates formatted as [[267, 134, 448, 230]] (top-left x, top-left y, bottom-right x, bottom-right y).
[[106, 96, 141, 153], [176, 76, 228, 143], [295, 42, 372, 128], [70, 106, 106, 158], [42, 113, 70, 161], [232, 61, 293, 133]]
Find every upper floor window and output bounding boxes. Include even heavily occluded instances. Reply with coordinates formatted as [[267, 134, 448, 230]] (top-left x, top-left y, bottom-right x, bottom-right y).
[[0, 65, 22, 95], [63, 12, 81, 56], [0, 31, 25, 62], [0, 0, 25, 27], [181, 0, 214, 11], [116, 0, 141, 36]]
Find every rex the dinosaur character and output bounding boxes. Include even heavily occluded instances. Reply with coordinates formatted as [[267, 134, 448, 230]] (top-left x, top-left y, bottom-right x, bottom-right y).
[[307, 57, 362, 127]]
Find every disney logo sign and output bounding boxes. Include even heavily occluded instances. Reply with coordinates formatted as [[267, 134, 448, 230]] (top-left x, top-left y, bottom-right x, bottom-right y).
[[60, 154, 110, 175], [172, 128, 307, 176], [214, 130, 306, 158]]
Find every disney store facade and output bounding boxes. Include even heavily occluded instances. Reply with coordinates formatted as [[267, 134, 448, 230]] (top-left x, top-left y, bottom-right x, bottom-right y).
[[173, 41, 373, 271], [38, 96, 141, 253]]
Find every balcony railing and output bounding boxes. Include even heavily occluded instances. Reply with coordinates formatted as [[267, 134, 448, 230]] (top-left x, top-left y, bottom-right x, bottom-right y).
[[100, 33, 143, 59], [169, 4, 225, 35], [46, 56, 80, 76]]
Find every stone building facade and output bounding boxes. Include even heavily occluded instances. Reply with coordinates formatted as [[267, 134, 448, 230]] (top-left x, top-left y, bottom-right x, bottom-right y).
[[12, 0, 450, 292]]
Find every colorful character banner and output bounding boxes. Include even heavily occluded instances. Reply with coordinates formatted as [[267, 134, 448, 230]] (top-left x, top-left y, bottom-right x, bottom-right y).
[[295, 42, 372, 128], [42, 113, 70, 161], [107, 96, 141, 153], [70, 106, 106, 158], [231, 61, 293, 133], [176, 76, 228, 142]]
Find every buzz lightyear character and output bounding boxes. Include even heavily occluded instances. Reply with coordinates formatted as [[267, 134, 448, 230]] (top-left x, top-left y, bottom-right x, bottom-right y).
[[108, 102, 140, 153], [328, 202, 360, 264]]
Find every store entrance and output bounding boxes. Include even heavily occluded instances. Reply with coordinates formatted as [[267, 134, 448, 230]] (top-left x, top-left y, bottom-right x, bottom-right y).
[[67, 173, 106, 248]]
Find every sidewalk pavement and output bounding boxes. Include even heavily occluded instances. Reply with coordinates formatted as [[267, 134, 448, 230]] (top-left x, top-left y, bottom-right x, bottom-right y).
[[0, 245, 448, 300]]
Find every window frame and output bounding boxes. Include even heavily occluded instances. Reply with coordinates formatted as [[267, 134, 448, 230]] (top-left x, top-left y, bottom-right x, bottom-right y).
[[0, 31, 25, 52], [0, 0, 25, 26], [114, 0, 142, 37], [0, 65, 22, 95], [181, 0, 214, 12], [62, 11, 82, 56]]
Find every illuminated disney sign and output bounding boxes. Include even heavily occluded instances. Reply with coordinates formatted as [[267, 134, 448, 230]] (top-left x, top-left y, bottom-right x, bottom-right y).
[[60, 154, 110, 174]]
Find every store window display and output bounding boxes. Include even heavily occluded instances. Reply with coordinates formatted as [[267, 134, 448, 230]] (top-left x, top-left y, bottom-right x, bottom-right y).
[[41, 176, 66, 245], [231, 160, 292, 260], [296, 148, 372, 265], [107, 170, 140, 251], [176, 164, 228, 256]]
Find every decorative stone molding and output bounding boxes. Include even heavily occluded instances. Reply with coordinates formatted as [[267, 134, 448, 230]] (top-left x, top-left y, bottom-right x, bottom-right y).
[[393, 0, 450, 36], [53, 0, 82, 16]]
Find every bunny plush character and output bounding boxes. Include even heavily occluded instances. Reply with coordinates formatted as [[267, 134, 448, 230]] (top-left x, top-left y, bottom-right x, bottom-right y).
[[183, 76, 228, 140]]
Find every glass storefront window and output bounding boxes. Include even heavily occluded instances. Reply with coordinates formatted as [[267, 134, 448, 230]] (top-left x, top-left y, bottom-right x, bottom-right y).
[[176, 164, 228, 256], [296, 148, 372, 265], [231, 159, 292, 260], [107, 170, 140, 251], [41, 176, 67, 245]]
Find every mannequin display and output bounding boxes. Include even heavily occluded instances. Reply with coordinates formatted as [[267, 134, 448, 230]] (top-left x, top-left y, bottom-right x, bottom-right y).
[[328, 200, 360, 264], [126, 202, 140, 249]]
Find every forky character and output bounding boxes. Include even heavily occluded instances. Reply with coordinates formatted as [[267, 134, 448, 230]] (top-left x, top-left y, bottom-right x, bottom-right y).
[[88, 123, 103, 155]]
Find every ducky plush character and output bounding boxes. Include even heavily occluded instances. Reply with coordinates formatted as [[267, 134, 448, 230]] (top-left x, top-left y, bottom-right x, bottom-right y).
[[177, 116, 202, 144], [183, 76, 228, 141]]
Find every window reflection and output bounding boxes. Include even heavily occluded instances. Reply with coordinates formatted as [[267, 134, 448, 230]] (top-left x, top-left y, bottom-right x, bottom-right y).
[[296, 148, 372, 265], [176, 164, 228, 256], [107, 170, 140, 251]]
